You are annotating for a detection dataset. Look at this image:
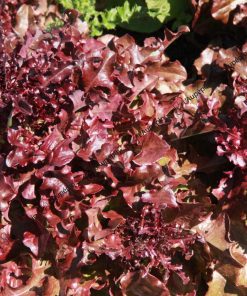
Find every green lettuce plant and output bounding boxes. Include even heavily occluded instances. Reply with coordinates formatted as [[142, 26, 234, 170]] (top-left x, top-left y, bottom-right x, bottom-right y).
[[57, 0, 192, 36]]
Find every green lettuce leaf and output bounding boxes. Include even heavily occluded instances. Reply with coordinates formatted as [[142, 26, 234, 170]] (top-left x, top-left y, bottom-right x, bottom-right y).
[[57, 0, 192, 36]]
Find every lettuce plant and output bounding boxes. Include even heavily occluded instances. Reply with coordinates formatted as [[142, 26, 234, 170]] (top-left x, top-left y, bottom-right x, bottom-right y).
[[1, 0, 247, 295], [1, 4, 205, 292], [57, 0, 192, 36]]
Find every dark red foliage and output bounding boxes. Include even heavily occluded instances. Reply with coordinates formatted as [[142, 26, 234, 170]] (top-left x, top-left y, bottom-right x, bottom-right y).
[[0, 1, 247, 295]]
